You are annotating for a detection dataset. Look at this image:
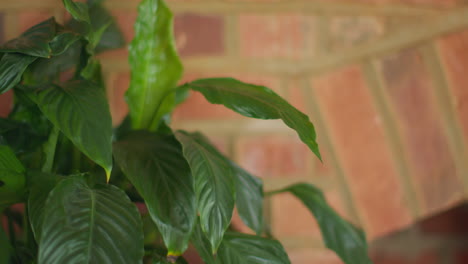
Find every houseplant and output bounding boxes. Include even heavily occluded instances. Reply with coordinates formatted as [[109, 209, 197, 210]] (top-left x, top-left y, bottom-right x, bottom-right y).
[[0, 0, 372, 263]]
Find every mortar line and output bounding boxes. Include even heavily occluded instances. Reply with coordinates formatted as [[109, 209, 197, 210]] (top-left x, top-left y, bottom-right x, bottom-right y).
[[101, 1, 442, 17], [224, 14, 238, 58], [361, 60, 421, 219], [300, 78, 364, 228], [419, 43, 468, 196], [101, 6, 468, 77]]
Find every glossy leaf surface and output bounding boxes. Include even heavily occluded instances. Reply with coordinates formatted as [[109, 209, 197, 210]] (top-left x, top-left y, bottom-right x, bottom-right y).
[[175, 131, 235, 253], [182, 78, 321, 160], [127, 0, 183, 130], [32, 80, 113, 178], [113, 131, 196, 255], [232, 163, 264, 235], [191, 223, 290, 264], [0, 145, 26, 206], [274, 183, 372, 264], [38, 175, 144, 263], [0, 18, 56, 58], [216, 232, 291, 264], [0, 53, 37, 94]]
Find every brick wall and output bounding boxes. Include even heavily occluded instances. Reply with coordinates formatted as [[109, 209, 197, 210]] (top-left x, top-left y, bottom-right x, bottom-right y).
[[1, 0, 468, 263]]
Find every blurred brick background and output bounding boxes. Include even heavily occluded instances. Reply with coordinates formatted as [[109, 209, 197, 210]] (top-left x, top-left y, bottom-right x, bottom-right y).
[[1, 0, 468, 263]]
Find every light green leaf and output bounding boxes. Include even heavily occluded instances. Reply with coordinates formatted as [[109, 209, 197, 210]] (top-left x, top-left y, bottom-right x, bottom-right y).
[[174, 131, 235, 253], [31, 80, 113, 179], [232, 163, 264, 235], [0, 17, 56, 58], [182, 78, 321, 160], [272, 183, 372, 264], [62, 0, 91, 24], [0, 145, 26, 206], [0, 53, 37, 94], [113, 131, 196, 255], [38, 175, 144, 263], [127, 0, 183, 130]]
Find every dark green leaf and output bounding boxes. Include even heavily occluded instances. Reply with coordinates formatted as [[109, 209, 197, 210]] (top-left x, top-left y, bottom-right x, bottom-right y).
[[190, 220, 216, 264], [0, 145, 26, 206], [27, 171, 60, 240], [182, 78, 321, 160], [149, 247, 189, 264], [0, 224, 13, 264], [127, 0, 183, 130], [113, 131, 196, 255], [49, 29, 81, 56], [272, 183, 372, 264], [216, 232, 291, 264], [89, 3, 125, 53], [62, 0, 91, 24], [31, 80, 113, 179], [232, 163, 264, 235], [0, 53, 37, 94], [0, 118, 49, 154], [38, 175, 144, 263], [191, 222, 290, 264], [27, 41, 82, 84], [0, 17, 56, 58], [174, 131, 235, 253]]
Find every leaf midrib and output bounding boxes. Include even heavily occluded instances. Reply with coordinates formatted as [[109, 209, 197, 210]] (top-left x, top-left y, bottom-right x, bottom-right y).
[[85, 189, 96, 263]]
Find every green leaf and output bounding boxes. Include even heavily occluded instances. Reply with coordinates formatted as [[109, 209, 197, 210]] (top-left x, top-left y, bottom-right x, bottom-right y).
[[0, 145, 26, 206], [216, 232, 291, 264], [0, 53, 37, 94], [38, 175, 144, 263], [88, 4, 125, 53], [0, 224, 13, 264], [27, 171, 61, 240], [49, 29, 81, 56], [62, 0, 91, 24], [174, 131, 235, 253], [191, 222, 290, 264], [0, 17, 56, 58], [31, 80, 113, 179], [182, 78, 321, 160], [190, 220, 216, 264], [27, 41, 82, 84], [127, 0, 183, 130], [232, 163, 264, 235], [272, 183, 372, 264], [113, 131, 196, 255]]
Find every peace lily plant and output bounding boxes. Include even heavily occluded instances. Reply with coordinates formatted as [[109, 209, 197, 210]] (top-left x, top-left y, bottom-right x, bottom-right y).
[[0, 0, 373, 263]]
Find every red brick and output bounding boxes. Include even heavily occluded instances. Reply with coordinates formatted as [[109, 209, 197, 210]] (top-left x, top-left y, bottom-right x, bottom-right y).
[[0, 90, 12, 117], [312, 65, 412, 238], [107, 72, 130, 125], [235, 135, 312, 179], [271, 190, 346, 238], [238, 14, 307, 59], [18, 10, 53, 33], [174, 13, 224, 57], [438, 30, 468, 147], [371, 251, 438, 264], [287, 248, 343, 264], [329, 16, 384, 51], [378, 49, 464, 214], [456, 250, 468, 264], [419, 203, 468, 235]]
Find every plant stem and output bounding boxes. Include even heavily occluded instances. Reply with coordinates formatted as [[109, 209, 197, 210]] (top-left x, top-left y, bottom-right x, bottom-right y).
[[42, 127, 60, 173]]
